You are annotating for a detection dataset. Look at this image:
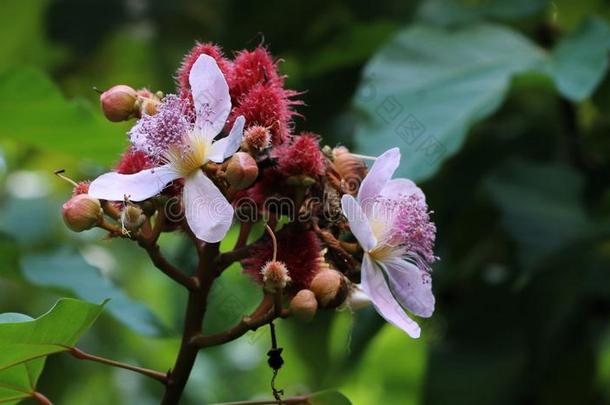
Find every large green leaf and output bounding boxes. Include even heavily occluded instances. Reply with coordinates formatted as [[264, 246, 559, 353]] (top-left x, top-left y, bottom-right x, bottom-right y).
[[0, 314, 45, 405], [417, 0, 547, 26], [353, 23, 546, 181], [546, 17, 610, 101], [353, 20, 610, 181], [0, 299, 104, 403], [0, 298, 105, 370], [0, 67, 127, 165], [21, 251, 168, 337]]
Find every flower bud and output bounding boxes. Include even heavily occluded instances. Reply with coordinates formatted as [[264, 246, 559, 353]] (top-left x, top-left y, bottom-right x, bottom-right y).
[[100, 85, 138, 122], [226, 152, 259, 190], [261, 261, 291, 292], [120, 205, 146, 233], [242, 125, 271, 151], [62, 194, 102, 232], [135, 88, 162, 116], [285, 175, 316, 187], [289, 289, 318, 322], [309, 269, 349, 309]]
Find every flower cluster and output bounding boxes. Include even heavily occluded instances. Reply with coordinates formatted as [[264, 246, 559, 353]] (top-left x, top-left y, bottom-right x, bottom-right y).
[[61, 42, 438, 339]]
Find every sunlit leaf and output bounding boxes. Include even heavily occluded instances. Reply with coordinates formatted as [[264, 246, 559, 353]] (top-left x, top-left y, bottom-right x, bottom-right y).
[[0, 67, 127, 165], [0, 298, 105, 371], [353, 24, 545, 181]]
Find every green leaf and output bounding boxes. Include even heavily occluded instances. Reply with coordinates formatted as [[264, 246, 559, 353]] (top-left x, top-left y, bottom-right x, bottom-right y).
[[0, 299, 103, 404], [0, 67, 127, 165], [353, 24, 546, 181], [484, 159, 589, 269], [21, 251, 168, 337], [417, 0, 547, 27], [308, 390, 352, 405], [0, 298, 105, 371], [547, 17, 610, 101]]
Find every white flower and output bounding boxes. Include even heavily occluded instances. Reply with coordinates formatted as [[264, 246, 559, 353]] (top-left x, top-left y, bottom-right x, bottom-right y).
[[341, 148, 436, 338], [89, 55, 245, 243]]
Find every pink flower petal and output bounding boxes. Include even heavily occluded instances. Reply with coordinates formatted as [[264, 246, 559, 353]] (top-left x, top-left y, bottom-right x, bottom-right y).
[[190, 54, 231, 137], [183, 169, 234, 242], [382, 257, 435, 318], [380, 178, 425, 201], [208, 115, 245, 163], [341, 194, 377, 252], [89, 165, 180, 202], [361, 254, 421, 338], [358, 148, 400, 214]]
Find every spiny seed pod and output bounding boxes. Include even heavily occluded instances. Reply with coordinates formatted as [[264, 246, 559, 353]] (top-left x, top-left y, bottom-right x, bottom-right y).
[[261, 261, 291, 292], [100, 85, 138, 122], [226, 152, 259, 190], [62, 194, 102, 232], [289, 289, 318, 322], [120, 205, 146, 233], [242, 125, 272, 152], [309, 269, 349, 309]]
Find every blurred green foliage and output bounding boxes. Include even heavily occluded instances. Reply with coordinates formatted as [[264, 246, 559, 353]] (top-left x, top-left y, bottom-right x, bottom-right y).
[[1, 0, 610, 404]]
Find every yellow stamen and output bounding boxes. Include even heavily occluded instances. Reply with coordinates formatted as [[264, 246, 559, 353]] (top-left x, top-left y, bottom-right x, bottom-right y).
[[164, 130, 210, 177]]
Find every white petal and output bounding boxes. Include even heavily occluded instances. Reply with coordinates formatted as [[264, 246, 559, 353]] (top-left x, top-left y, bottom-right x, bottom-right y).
[[358, 148, 401, 213], [361, 255, 421, 338], [341, 195, 377, 251], [190, 54, 231, 135], [183, 170, 234, 243], [382, 257, 435, 318], [88, 165, 180, 202], [208, 115, 245, 163], [380, 178, 425, 201]]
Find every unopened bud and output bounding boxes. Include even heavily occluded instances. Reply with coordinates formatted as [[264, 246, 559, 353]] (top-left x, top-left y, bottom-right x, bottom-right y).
[[135, 88, 161, 116], [309, 269, 349, 309], [226, 152, 259, 190], [242, 125, 272, 151], [289, 289, 318, 322], [261, 261, 291, 292], [100, 85, 138, 122], [285, 175, 316, 187], [62, 194, 102, 232], [120, 205, 146, 233]]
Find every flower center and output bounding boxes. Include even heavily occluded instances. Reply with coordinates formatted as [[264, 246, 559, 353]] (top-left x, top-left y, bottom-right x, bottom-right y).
[[164, 130, 210, 177]]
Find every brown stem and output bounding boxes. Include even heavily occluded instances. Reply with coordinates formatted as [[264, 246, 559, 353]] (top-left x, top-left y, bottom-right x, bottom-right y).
[[68, 347, 167, 384], [32, 392, 53, 405], [213, 396, 309, 405], [161, 242, 219, 405], [138, 238, 198, 291], [216, 244, 253, 274], [190, 300, 288, 348], [234, 221, 252, 250]]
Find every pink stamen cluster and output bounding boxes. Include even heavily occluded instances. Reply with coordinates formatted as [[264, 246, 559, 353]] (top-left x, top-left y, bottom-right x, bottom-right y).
[[385, 193, 437, 271], [129, 95, 194, 161]]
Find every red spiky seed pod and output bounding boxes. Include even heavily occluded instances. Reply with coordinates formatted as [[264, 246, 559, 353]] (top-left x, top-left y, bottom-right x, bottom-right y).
[[261, 260, 291, 292], [242, 227, 322, 293], [229, 47, 283, 101], [115, 148, 153, 175], [274, 133, 326, 178], [177, 42, 232, 100], [242, 125, 272, 152]]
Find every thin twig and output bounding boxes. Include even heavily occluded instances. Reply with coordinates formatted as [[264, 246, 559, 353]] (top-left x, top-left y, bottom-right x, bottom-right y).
[[68, 347, 167, 384], [32, 392, 53, 405], [265, 224, 277, 262], [190, 297, 288, 348], [137, 238, 198, 290], [213, 396, 309, 405]]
